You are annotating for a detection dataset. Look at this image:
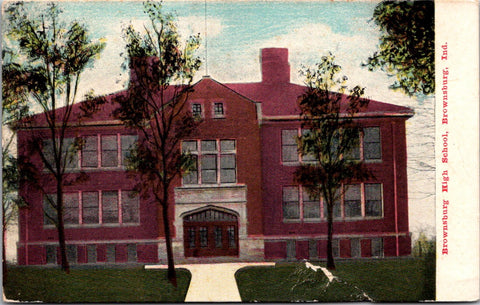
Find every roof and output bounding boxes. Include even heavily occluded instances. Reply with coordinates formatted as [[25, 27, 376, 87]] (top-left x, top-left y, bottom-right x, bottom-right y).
[[225, 81, 414, 118]]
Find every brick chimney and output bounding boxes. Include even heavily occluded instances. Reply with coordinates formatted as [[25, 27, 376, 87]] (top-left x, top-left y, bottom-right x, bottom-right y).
[[261, 48, 290, 84]]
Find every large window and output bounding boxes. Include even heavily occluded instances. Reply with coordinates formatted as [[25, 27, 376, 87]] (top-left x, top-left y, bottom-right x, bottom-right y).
[[79, 134, 137, 169], [182, 139, 236, 185], [281, 127, 382, 163], [44, 190, 139, 227], [282, 183, 383, 222], [43, 134, 137, 170]]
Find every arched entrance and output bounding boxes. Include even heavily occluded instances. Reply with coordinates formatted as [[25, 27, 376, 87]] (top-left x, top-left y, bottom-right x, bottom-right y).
[[183, 206, 239, 257]]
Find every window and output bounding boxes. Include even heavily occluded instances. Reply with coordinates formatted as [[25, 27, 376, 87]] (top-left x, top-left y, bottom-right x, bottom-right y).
[[77, 134, 137, 169], [43, 194, 57, 225], [44, 190, 139, 227], [106, 244, 116, 263], [192, 103, 202, 118], [64, 193, 79, 225], [121, 135, 137, 165], [286, 240, 295, 260], [344, 184, 361, 217], [101, 135, 118, 167], [309, 240, 318, 259], [82, 136, 98, 167], [127, 244, 137, 262], [214, 226, 222, 248], [87, 245, 97, 263], [182, 139, 237, 185], [102, 191, 119, 224], [82, 192, 99, 224], [283, 183, 383, 222], [43, 138, 78, 169], [213, 102, 225, 118], [281, 127, 381, 163], [66, 245, 77, 264], [351, 238, 361, 258], [363, 127, 381, 161], [332, 239, 340, 257], [282, 130, 299, 162], [282, 186, 300, 220], [188, 228, 196, 249], [335, 183, 383, 219], [365, 184, 383, 216], [122, 191, 140, 224], [199, 227, 208, 248], [372, 238, 384, 257], [303, 189, 320, 219], [227, 226, 236, 249], [46, 245, 57, 264]]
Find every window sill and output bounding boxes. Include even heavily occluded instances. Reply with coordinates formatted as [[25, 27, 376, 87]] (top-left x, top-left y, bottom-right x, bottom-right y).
[[178, 183, 246, 189], [44, 223, 140, 229], [282, 216, 384, 223]]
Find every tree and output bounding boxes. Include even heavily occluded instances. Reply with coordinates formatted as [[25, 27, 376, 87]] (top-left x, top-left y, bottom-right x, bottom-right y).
[[295, 53, 371, 270], [114, 1, 201, 286], [364, 1, 434, 96], [2, 46, 31, 279], [4, 2, 105, 272]]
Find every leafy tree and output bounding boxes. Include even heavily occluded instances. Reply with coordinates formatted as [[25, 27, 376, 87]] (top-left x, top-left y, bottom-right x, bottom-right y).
[[114, 1, 201, 286], [2, 46, 31, 279], [4, 2, 105, 272], [295, 53, 371, 270], [365, 0, 434, 96]]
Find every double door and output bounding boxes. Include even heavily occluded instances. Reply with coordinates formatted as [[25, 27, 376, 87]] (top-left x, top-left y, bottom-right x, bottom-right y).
[[184, 220, 238, 257]]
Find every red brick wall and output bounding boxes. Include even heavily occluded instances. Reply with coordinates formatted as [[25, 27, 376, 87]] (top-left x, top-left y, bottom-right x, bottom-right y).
[[261, 117, 411, 257]]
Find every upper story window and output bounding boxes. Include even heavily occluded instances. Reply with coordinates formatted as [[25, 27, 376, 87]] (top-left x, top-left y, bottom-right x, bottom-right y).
[[43, 190, 139, 227], [81, 134, 137, 169], [282, 183, 383, 222], [43, 134, 137, 170], [43, 138, 78, 169], [182, 139, 236, 185], [213, 102, 225, 118], [192, 103, 202, 118], [281, 127, 382, 164]]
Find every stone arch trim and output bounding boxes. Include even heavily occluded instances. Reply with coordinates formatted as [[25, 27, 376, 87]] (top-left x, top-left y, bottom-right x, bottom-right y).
[[180, 205, 240, 220]]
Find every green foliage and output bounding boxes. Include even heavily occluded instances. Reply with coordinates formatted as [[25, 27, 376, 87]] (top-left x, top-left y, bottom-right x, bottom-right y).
[[295, 53, 371, 269], [114, 0, 201, 285], [3, 1, 105, 271], [3, 266, 191, 302], [365, 1, 434, 96], [122, 0, 201, 85], [412, 232, 435, 258], [115, 0, 201, 198]]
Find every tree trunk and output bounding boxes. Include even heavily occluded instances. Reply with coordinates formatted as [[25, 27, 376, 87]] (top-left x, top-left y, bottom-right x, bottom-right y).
[[3, 213, 7, 283], [161, 188, 177, 287], [326, 202, 336, 270], [56, 183, 70, 273]]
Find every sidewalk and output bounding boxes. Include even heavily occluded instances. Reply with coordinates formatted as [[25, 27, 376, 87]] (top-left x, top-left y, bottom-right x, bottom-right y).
[[146, 262, 275, 302]]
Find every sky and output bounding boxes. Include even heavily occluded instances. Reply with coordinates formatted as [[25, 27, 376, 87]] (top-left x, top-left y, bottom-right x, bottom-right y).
[[3, 0, 435, 261]]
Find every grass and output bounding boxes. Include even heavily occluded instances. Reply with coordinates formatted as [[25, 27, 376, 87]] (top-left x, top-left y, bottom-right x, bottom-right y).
[[3, 265, 191, 303], [235, 257, 436, 302]]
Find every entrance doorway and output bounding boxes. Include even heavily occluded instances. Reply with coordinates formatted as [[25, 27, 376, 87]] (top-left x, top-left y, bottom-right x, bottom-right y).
[[183, 207, 239, 257]]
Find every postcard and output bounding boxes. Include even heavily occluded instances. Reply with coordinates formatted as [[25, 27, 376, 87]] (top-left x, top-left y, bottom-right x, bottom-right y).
[[1, 0, 478, 302]]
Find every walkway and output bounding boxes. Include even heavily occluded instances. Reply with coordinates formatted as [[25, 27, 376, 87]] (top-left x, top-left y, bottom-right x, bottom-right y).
[[145, 262, 275, 302]]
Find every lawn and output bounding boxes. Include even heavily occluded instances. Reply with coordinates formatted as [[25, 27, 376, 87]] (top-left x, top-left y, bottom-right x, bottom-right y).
[[3, 266, 191, 303], [235, 257, 435, 302]]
